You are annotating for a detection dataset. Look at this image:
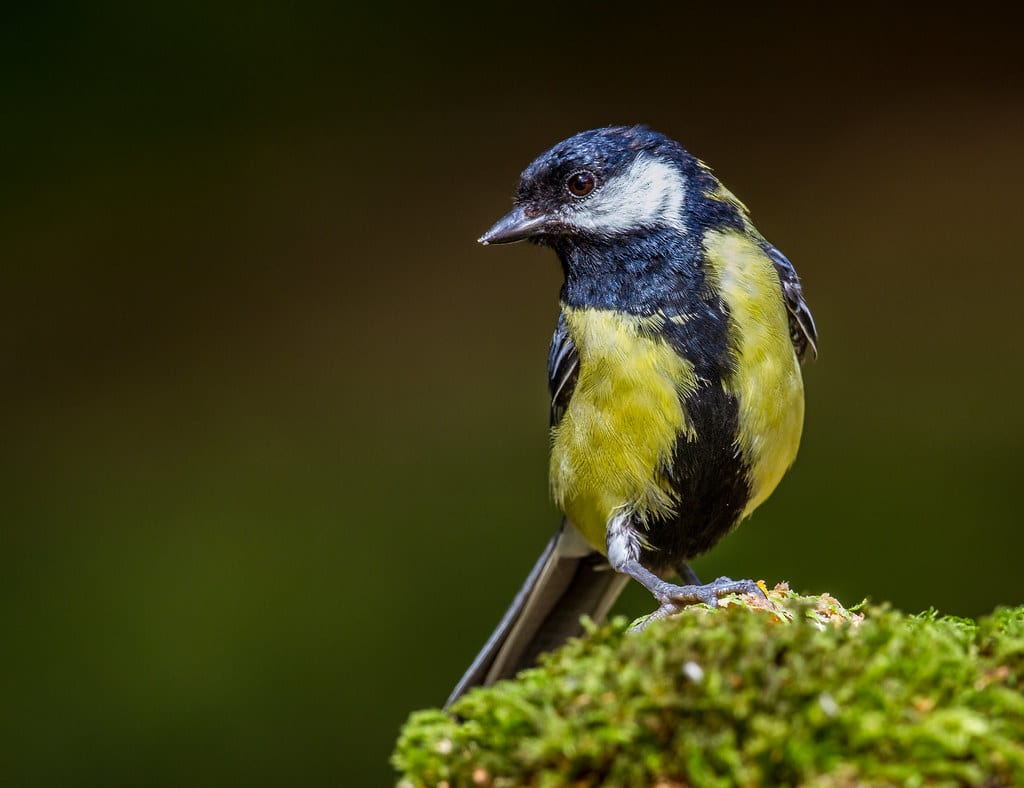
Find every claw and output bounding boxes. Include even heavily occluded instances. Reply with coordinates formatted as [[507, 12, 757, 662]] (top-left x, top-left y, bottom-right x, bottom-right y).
[[628, 602, 680, 633]]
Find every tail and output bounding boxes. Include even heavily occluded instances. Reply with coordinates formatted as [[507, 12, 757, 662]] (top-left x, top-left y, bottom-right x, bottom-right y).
[[445, 520, 629, 707]]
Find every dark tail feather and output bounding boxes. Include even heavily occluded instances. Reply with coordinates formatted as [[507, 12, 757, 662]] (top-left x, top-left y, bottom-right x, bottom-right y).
[[445, 521, 628, 708]]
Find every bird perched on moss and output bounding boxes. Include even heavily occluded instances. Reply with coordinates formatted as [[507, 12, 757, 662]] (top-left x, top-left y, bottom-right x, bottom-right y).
[[447, 125, 816, 706]]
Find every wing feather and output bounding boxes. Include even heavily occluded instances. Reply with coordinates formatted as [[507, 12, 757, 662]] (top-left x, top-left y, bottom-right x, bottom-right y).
[[547, 312, 579, 427], [763, 243, 818, 362]]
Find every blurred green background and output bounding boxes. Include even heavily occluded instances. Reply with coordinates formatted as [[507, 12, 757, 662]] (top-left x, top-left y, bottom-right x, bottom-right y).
[[3, 4, 1023, 785]]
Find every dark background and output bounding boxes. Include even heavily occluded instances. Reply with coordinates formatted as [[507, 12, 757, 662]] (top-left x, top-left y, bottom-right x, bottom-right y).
[[4, 5, 1022, 785]]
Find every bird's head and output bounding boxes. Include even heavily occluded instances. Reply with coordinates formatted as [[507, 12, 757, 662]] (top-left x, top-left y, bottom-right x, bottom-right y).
[[479, 125, 691, 248]]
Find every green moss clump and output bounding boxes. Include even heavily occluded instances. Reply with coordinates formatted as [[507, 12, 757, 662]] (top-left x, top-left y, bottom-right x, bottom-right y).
[[393, 585, 1024, 787]]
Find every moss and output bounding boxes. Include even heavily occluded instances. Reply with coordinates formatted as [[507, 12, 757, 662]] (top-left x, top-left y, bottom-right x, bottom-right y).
[[393, 585, 1024, 787]]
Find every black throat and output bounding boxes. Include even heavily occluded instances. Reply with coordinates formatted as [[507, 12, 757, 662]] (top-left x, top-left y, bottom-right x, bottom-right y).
[[552, 228, 736, 384]]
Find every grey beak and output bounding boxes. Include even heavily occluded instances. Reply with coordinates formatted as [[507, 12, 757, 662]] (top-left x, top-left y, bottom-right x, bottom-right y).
[[478, 205, 550, 245]]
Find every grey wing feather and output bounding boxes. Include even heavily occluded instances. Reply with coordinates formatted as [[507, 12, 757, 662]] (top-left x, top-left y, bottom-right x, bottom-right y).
[[445, 521, 626, 707], [547, 312, 579, 426], [763, 243, 818, 362]]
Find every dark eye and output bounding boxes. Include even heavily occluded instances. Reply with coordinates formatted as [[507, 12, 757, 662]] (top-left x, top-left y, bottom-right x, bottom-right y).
[[566, 170, 596, 198]]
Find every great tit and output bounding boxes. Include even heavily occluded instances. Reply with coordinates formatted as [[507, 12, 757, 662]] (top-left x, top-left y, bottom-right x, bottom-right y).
[[448, 125, 816, 706]]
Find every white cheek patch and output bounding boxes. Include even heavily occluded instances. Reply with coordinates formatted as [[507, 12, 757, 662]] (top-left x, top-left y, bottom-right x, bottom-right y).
[[567, 155, 686, 235]]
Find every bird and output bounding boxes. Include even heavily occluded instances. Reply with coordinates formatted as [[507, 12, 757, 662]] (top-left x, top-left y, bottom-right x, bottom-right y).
[[446, 125, 816, 707]]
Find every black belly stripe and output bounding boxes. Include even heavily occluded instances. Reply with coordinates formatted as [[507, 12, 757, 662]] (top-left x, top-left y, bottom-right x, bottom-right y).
[[641, 307, 751, 567], [642, 381, 751, 566]]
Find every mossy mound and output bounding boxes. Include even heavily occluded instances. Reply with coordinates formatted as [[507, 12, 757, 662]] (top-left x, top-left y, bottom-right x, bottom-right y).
[[393, 585, 1024, 787]]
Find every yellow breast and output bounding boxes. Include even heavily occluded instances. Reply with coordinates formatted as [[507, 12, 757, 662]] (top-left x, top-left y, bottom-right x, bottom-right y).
[[704, 229, 805, 516], [549, 309, 698, 553]]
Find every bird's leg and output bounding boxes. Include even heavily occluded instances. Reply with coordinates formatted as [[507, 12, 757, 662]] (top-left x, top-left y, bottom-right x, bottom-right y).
[[675, 561, 701, 586], [607, 513, 763, 618]]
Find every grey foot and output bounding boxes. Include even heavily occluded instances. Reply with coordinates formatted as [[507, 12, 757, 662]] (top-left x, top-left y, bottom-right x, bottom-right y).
[[627, 578, 765, 633], [652, 575, 764, 609], [628, 577, 765, 632]]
